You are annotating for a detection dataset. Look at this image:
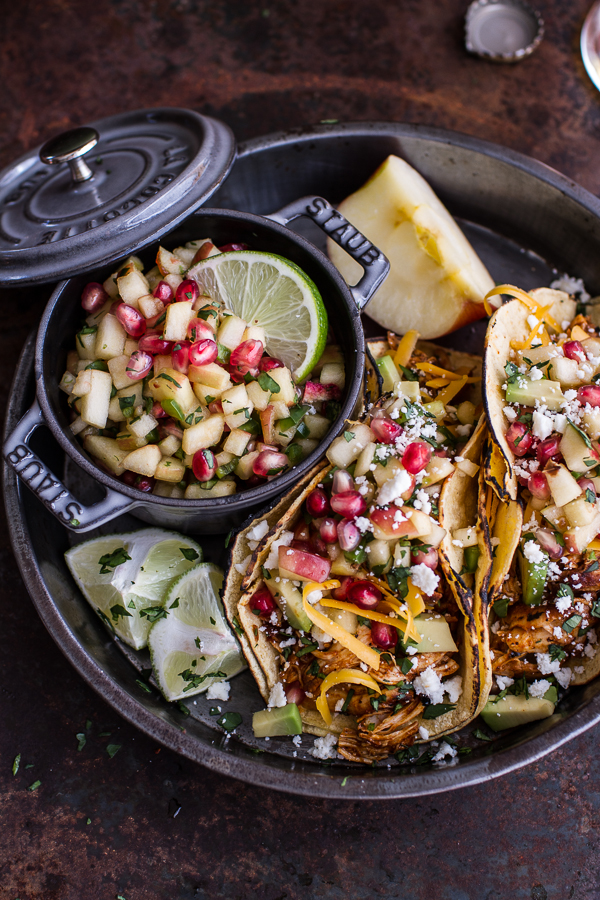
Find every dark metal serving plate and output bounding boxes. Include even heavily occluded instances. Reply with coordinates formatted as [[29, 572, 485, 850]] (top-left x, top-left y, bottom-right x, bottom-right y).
[[6, 123, 600, 799]]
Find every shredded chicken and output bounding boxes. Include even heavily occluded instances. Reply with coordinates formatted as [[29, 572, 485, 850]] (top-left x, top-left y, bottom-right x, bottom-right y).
[[491, 652, 539, 679], [338, 699, 424, 764]]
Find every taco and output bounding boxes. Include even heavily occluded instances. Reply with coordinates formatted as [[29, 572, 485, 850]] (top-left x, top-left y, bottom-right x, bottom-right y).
[[481, 284, 600, 729], [224, 332, 490, 763]]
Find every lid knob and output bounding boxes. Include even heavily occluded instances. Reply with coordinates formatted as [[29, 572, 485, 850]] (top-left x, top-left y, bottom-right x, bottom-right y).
[[39, 126, 99, 183]]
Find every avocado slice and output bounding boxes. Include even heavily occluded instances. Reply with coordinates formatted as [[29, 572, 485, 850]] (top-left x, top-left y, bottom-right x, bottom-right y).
[[376, 354, 401, 392], [480, 689, 556, 732], [265, 578, 312, 632], [414, 615, 458, 653], [252, 703, 303, 737], [518, 535, 548, 606], [463, 545, 480, 574], [504, 376, 564, 411]]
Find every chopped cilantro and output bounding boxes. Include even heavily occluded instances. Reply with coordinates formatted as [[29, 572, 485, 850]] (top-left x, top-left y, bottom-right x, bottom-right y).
[[106, 744, 122, 758], [98, 547, 131, 574], [422, 703, 455, 719], [257, 372, 280, 393], [180, 547, 199, 561], [217, 712, 242, 732], [110, 604, 133, 623]]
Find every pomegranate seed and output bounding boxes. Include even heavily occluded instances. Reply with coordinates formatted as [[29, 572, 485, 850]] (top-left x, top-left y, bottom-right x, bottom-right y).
[[253, 449, 288, 477], [332, 470, 354, 494], [246, 474, 264, 487], [371, 416, 403, 444], [152, 402, 168, 419], [163, 421, 184, 439], [230, 365, 260, 384], [176, 279, 200, 304], [294, 522, 311, 542], [114, 303, 147, 338], [535, 529, 564, 560], [189, 339, 218, 367], [330, 491, 367, 518], [347, 580, 382, 610], [337, 519, 361, 551], [311, 535, 328, 555], [187, 318, 215, 342], [506, 422, 533, 457], [333, 576, 353, 600], [410, 545, 439, 569], [250, 586, 277, 616], [371, 621, 397, 649], [219, 242, 248, 252], [153, 281, 174, 304], [126, 350, 153, 380], [536, 435, 561, 467], [171, 340, 191, 374], [81, 282, 109, 313], [135, 476, 155, 493], [291, 539, 314, 553], [208, 400, 224, 415], [578, 385, 600, 408], [192, 448, 217, 482], [138, 333, 173, 354], [578, 477, 597, 498], [528, 471, 551, 501], [319, 518, 338, 543], [284, 681, 306, 705], [306, 488, 331, 517], [259, 356, 284, 372], [564, 340, 586, 362], [120, 470, 138, 486], [402, 441, 433, 474], [230, 339, 264, 376], [434, 448, 448, 458]]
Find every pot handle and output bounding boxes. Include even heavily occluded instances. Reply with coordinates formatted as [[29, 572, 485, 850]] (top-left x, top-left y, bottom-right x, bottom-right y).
[[267, 195, 390, 311], [3, 399, 136, 532]]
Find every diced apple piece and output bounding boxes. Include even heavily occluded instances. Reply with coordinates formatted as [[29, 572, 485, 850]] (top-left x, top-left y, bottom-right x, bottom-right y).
[[222, 383, 254, 430], [327, 154, 494, 339], [188, 363, 232, 391], [138, 293, 164, 319], [217, 315, 247, 350], [243, 324, 266, 345], [71, 369, 93, 397], [79, 369, 112, 429], [372, 457, 405, 487], [271, 400, 289, 420], [123, 338, 138, 357], [295, 438, 319, 458], [235, 450, 260, 480], [69, 415, 86, 435], [564, 511, 600, 553], [320, 362, 345, 390], [185, 479, 237, 499], [223, 429, 251, 456], [545, 462, 583, 507], [541, 503, 568, 530], [107, 355, 133, 390], [117, 431, 147, 451], [118, 383, 143, 405], [330, 554, 359, 576], [103, 273, 120, 299], [145, 266, 162, 291], [154, 456, 186, 483], [127, 413, 158, 439], [370, 507, 433, 541], [172, 245, 196, 267], [158, 434, 181, 457], [548, 356, 582, 389], [517, 344, 561, 367], [164, 273, 183, 293], [117, 268, 149, 305], [367, 539, 392, 568], [425, 520, 447, 548], [147, 368, 196, 410], [452, 525, 479, 548], [246, 380, 271, 411], [326, 423, 374, 468], [107, 396, 125, 422], [164, 300, 194, 342], [260, 405, 276, 444], [182, 413, 225, 455], [304, 413, 331, 439], [95, 313, 126, 360], [303, 381, 341, 404], [192, 382, 222, 405], [582, 408, 600, 441], [354, 441, 377, 477], [152, 355, 172, 377], [311, 344, 344, 375], [157, 246, 186, 276], [153, 482, 185, 499], [263, 366, 295, 406], [560, 424, 596, 473], [421, 456, 456, 486], [563, 497, 598, 528], [76, 330, 97, 360], [278, 546, 331, 583], [273, 419, 294, 447], [122, 444, 162, 477], [83, 435, 129, 475]]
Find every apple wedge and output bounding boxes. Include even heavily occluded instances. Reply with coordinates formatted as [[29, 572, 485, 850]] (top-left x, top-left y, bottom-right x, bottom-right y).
[[327, 155, 494, 339]]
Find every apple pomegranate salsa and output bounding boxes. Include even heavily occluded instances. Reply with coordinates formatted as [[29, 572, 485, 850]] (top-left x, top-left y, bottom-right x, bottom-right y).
[[243, 348, 482, 764], [58, 241, 343, 498], [489, 291, 600, 698]]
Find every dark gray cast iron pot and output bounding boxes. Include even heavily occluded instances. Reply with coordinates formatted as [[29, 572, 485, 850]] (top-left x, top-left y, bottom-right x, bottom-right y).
[[3, 200, 388, 534]]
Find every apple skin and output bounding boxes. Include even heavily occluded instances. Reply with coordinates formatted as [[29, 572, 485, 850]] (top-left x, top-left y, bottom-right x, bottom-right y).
[[278, 546, 332, 583], [327, 155, 495, 340], [369, 507, 433, 541]]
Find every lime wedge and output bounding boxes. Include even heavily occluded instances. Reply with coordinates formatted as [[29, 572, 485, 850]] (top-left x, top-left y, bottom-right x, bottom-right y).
[[148, 563, 246, 701], [64, 529, 203, 650], [188, 251, 328, 381]]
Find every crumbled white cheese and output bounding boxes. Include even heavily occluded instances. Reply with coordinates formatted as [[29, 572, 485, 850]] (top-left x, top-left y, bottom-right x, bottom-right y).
[[554, 414, 568, 433], [496, 675, 514, 691], [414, 666, 445, 705], [355, 516, 373, 533], [550, 275, 590, 302], [267, 683, 287, 708], [292, 734, 302, 746], [206, 681, 230, 702], [523, 540, 547, 566], [264, 530, 294, 569], [504, 406, 518, 421], [529, 679, 552, 699], [377, 469, 413, 506], [234, 553, 252, 575], [309, 733, 338, 760], [536, 652, 567, 680], [555, 592, 572, 613], [409, 563, 440, 597], [418, 725, 429, 741], [556, 667, 573, 688], [305, 589, 322, 605], [553, 626, 563, 639], [432, 741, 458, 764], [334, 699, 344, 712], [529, 366, 544, 382], [443, 675, 463, 703], [412, 489, 432, 514], [532, 409, 554, 441], [246, 519, 269, 543], [527, 314, 540, 330], [455, 423, 472, 437]]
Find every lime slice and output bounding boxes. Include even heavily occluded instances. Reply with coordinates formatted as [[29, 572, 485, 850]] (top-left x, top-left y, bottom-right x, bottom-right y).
[[188, 251, 328, 381], [65, 529, 203, 650], [148, 563, 246, 701]]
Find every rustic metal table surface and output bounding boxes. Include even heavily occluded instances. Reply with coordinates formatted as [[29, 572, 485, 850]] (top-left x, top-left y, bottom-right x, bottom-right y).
[[2, 1, 600, 898]]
